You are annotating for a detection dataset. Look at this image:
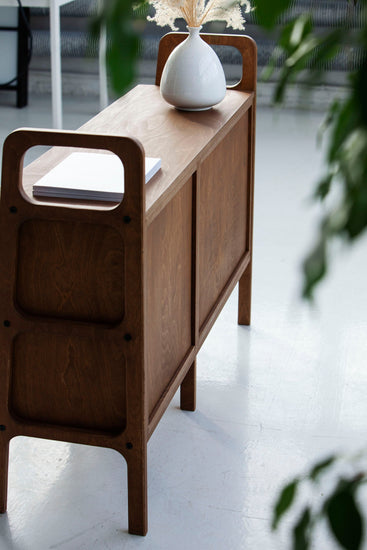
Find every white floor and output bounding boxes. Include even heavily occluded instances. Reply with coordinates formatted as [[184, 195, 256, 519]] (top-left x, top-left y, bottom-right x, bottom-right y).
[[1, 90, 367, 550]]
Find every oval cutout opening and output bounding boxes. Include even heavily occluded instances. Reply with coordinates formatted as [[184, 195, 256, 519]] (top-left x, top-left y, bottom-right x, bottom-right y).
[[211, 44, 243, 88]]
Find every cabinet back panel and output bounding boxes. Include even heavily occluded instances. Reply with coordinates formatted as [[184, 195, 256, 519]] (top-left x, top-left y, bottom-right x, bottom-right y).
[[198, 114, 249, 329], [146, 178, 193, 417]]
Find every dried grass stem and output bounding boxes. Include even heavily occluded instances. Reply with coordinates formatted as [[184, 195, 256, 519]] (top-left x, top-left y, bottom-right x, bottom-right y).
[[147, 0, 252, 32]]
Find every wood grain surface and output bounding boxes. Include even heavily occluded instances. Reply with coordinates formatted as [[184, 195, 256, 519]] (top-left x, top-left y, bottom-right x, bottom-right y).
[[11, 331, 126, 432], [146, 178, 193, 418], [16, 219, 124, 323], [198, 114, 249, 330]]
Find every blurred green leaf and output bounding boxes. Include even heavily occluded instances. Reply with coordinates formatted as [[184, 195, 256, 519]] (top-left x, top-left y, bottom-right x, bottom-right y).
[[327, 97, 359, 163], [340, 129, 367, 187], [288, 14, 312, 48], [292, 507, 311, 550], [267, 16, 346, 109], [316, 99, 341, 146], [309, 456, 336, 481], [253, 0, 292, 30], [285, 35, 319, 69], [90, 0, 146, 94], [264, 15, 321, 103], [314, 173, 334, 201], [308, 29, 342, 70], [354, 54, 367, 126], [344, 175, 367, 238], [272, 479, 298, 530], [302, 238, 327, 300], [325, 478, 363, 550]]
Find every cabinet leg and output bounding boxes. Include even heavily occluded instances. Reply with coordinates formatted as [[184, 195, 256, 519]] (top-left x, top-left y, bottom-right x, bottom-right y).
[[238, 263, 252, 326], [126, 447, 148, 536], [180, 360, 196, 411], [0, 437, 9, 514]]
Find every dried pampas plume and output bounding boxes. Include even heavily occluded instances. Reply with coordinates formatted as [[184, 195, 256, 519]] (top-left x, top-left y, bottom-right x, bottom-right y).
[[147, 0, 252, 31]]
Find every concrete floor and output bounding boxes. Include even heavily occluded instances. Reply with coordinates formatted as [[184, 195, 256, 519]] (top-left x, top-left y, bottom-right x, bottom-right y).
[[0, 90, 367, 549]]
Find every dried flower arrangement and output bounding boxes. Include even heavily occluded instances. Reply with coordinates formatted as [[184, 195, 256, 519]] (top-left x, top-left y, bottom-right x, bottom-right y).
[[147, 0, 253, 31]]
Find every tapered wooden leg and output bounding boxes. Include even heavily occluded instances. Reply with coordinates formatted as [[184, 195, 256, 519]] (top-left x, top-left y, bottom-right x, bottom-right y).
[[126, 446, 148, 536], [180, 360, 196, 411], [0, 437, 9, 514], [238, 263, 252, 326]]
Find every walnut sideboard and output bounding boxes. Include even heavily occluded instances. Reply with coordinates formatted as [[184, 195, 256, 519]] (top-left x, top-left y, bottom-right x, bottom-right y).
[[0, 33, 256, 535]]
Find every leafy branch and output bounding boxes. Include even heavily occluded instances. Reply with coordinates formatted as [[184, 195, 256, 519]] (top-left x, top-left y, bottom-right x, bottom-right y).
[[272, 454, 367, 550], [90, 0, 147, 93], [251, 4, 367, 547], [255, 0, 367, 299]]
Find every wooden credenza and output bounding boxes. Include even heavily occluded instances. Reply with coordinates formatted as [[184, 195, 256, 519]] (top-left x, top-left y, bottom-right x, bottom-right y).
[[0, 33, 256, 536]]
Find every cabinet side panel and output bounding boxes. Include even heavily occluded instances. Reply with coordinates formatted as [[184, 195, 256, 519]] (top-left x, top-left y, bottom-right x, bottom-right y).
[[10, 332, 126, 433], [146, 178, 193, 418], [198, 114, 249, 329], [16, 219, 124, 324]]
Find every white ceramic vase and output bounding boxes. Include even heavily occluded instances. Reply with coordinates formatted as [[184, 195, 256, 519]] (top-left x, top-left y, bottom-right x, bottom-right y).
[[160, 27, 226, 111]]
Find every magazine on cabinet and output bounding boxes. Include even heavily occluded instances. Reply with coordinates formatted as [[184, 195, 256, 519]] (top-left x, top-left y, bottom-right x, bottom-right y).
[[33, 152, 161, 201]]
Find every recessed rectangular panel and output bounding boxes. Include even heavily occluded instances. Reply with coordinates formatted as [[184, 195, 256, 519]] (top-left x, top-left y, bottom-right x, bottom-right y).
[[146, 178, 193, 417], [16, 219, 124, 324], [198, 115, 249, 329], [10, 331, 126, 433]]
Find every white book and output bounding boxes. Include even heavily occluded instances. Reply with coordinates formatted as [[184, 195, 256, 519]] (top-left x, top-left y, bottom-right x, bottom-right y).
[[33, 152, 161, 201]]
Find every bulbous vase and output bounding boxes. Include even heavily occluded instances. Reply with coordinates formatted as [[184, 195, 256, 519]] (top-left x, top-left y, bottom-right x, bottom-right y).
[[160, 27, 227, 111]]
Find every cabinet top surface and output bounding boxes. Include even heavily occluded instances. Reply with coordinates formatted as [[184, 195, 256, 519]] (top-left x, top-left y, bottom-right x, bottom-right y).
[[23, 84, 254, 222]]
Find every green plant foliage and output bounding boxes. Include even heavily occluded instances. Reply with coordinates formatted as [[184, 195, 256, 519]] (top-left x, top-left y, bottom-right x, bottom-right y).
[[310, 455, 337, 481], [302, 238, 327, 300], [293, 507, 311, 550], [90, 0, 147, 94], [325, 478, 364, 550], [262, 0, 367, 534], [273, 454, 366, 550], [272, 478, 299, 529], [262, 1, 367, 299], [252, 0, 292, 29]]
